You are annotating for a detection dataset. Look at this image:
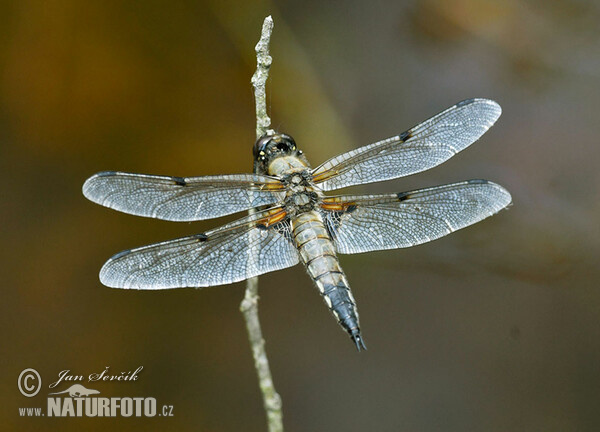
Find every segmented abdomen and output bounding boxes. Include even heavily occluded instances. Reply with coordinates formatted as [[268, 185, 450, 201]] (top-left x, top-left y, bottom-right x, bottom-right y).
[[292, 211, 366, 350]]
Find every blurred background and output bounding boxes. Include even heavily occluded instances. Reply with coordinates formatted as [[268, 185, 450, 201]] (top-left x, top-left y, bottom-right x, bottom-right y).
[[2, 0, 599, 431]]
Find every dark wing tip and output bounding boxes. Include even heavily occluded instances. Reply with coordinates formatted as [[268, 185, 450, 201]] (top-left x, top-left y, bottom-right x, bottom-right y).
[[82, 171, 118, 202], [456, 97, 499, 107], [455, 98, 502, 122], [110, 248, 133, 260], [461, 179, 512, 211], [98, 248, 132, 288], [94, 171, 118, 177], [467, 178, 489, 185], [481, 179, 513, 208], [456, 98, 483, 107]]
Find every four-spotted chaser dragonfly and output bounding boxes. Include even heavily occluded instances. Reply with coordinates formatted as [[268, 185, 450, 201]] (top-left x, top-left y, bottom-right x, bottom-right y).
[[83, 98, 511, 351]]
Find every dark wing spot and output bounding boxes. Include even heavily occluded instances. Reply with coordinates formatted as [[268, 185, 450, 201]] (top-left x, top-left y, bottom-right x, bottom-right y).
[[256, 224, 268, 231], [171, 176, 187, 186], [194, 233, 208, 241], [397, 192, 411, 201], [345, 204, 357, 213], [467, 179, 488, 185], [399, 130, 413, 142]]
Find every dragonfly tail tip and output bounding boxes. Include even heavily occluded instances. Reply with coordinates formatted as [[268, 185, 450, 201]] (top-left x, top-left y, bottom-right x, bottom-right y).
[[352, 334, 367, 352]]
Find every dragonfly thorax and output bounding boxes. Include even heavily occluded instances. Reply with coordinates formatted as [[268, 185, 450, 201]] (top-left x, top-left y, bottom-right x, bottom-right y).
[[280, 170, 320, 215], [284, 190, 319, 215]]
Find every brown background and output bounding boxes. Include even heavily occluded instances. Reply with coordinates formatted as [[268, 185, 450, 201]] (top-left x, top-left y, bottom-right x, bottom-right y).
[[3, 0, 599, 431]]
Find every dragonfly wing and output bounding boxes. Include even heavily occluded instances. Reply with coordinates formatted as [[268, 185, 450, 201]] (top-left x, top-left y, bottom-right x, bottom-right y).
[[320, 180, 511, 254], [83, 171, 285, 221], [99, 207, 299, 289], [312, 99, 502, 191]]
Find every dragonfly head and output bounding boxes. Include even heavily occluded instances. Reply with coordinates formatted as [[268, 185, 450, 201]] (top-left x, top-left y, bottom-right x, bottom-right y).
[[253, 133, 302, 172]]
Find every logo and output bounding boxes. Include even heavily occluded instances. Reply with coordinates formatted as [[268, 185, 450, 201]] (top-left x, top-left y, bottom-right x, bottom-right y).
[[18, 368, 42, 397], [49, 384, 100, 397], [17, 366, 174, 419]]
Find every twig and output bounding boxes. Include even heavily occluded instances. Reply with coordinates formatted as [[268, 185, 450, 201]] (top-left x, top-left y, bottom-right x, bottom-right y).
[[240, 16, 283, 432], [251, 16, 273, 139]]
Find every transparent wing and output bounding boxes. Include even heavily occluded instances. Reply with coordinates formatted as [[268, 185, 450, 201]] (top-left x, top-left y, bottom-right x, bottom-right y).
[[320, 180, 511, 254], [83, 171, 286, 221], [312, 99, 502, 191], [99, 208, 299, 289]]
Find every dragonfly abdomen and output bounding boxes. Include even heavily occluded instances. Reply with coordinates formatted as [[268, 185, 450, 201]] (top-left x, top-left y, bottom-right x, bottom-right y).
[[292, 211, 366, 351]]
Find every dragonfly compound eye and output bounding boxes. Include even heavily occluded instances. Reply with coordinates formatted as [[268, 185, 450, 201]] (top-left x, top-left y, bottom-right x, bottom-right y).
[[253, 135, 273, 159], [253, 133, 298, 161]]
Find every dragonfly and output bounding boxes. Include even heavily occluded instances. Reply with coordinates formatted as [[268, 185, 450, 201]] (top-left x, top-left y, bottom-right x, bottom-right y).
[[83, 98, 511, 351]]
